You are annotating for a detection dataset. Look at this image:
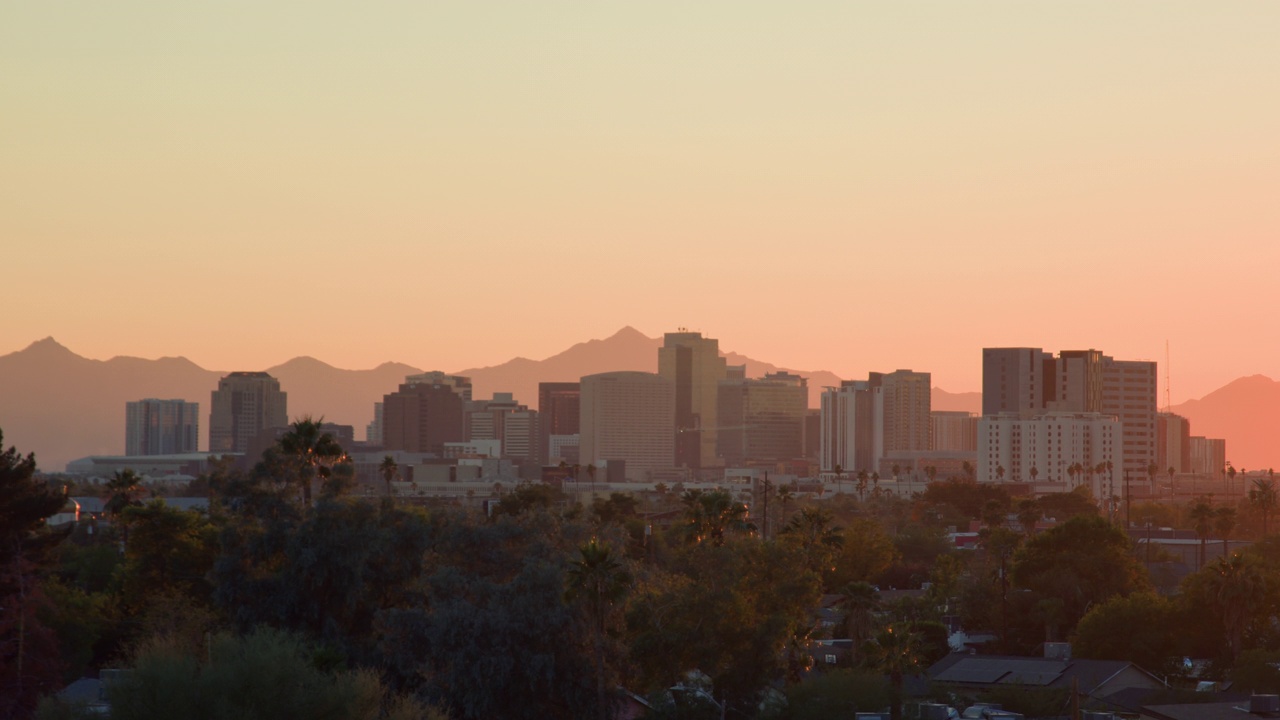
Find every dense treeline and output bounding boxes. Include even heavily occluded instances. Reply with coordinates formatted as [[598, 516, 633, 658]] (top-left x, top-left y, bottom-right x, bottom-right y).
[[6, 423, 1280, 719]]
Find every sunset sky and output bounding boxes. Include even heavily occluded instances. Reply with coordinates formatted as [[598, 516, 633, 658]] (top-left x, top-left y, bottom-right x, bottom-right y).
[[3, 2, 1278, 401]]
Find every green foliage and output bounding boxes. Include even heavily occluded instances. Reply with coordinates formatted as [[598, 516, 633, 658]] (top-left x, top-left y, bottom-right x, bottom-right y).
[[828, 519, 899, 591], [1230, 649, 1280, 694], [1036, 486, 1099, 521], [1, 428, 71, 718], [493, 481, 564, 517], [628, 539, 822, 717], [214, 497, 432, 660], [1072, 593, 1180, 674], [1011, 516, 1149, 640], [769, 669, 891, 720], [920, 479, 1011, 520], [106, 628, 445, 720], [378, 513, 601, 720], [681, 489, 755, 546]]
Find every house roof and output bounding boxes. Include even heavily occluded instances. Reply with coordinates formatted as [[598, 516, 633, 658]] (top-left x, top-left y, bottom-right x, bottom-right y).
[[927, 653, 1162, 695], [1141, 701, 1280, 720]]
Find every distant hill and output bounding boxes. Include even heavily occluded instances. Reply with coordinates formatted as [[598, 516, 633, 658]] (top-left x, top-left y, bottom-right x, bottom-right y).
[[1170, 375, 1280, 472], [456, 326, 851, 410], [0, 329, 1003, 473], [0, 338, 223, 471]]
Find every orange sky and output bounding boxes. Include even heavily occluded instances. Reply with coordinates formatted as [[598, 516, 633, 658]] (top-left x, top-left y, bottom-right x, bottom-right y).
[[3, 2, 1278, 401]]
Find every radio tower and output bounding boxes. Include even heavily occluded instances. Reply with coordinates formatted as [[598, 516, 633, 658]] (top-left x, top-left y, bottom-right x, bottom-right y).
[[1164, 340, 1172, 412]]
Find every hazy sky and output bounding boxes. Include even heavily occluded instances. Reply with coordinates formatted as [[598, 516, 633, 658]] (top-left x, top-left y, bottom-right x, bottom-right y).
[[3, 2, 1278, 400]]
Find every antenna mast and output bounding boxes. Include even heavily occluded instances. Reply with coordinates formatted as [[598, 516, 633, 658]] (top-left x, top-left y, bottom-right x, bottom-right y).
[[1165, 340, 1171, 412]]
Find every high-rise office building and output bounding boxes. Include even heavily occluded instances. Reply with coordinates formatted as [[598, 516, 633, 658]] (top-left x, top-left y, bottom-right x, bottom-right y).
[[981, 347, 1157, 494], [931, 411, 979, 452], [580, 371, 674, 481], [875, 370, 931, 455], [658, 331, 728, 471], [405, 371, 472, 402], [820, 381, 875, 473], [978, 412, 1121, 494], [126, 399, 200, 456], [1189, 436, 1227, 478], [366, 402, 384, 445], [982, 348, 1052, 417], [1157, 413, 1192, 474], [538, 382, 580, 466], [382, 380, 465, 454], [209, 372, 287, 454], [716, 372, 807, 466]]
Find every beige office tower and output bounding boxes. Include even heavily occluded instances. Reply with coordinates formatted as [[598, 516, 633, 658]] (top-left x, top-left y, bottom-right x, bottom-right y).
[[874, 370, 932, 455], [580, 371, 675, 481], [658, 331, 728, 472], [1102, 358, 1157, 483], [209, 372, 288, 454]]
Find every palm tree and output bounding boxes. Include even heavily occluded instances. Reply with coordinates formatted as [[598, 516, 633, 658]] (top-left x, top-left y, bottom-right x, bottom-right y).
[[780, 507, 844, 572], [1015, 498, 1041, 539], [995, 464, 1005, 482], [776, 484, 795, 527], [892, 463, 902, 481], [1066, 463, 1077, 488], [1215, 506, 1237, 561], [1227, 462, 1237, 493], [378, 455, 398, 498], [278, 417, 347, 509], [1249, 477, 1277, 537], [924, 465, 938, 484], [835, 581, 881, 652], [1208, 554, 1266, 663], [871, 624, 924, 720], [1029, 465, 1039, 483], [681, 489, 754, 546], [566, 539, 630, 720], [1188, 499, 1215, 570], [871, 472, 881, 494], [856, 470, 869, 501], [834, 464, 844, 494], [586, 463, 598, 502], [103, 469, 144, 518]]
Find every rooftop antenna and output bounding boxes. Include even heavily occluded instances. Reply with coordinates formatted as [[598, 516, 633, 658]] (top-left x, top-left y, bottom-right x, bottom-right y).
[[1165, 340, 1172, 412]]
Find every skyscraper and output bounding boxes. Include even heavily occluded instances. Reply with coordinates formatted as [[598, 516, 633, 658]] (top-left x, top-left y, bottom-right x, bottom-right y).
[[209, 372, 287, 454], [820, 381, 875, 473], [875, 370, 932, 455], [658, 331, 728, 472], [580, 371, 674, 481], [126, 399, 200, 456], [538, 382, 580, 466], [716, 371, 807, 466], [382, 380, 465, 454], [980, 347, 1156, 495]]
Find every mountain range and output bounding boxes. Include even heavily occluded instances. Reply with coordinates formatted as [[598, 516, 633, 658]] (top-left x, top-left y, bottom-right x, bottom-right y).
[[1, 328, 1270, 472]]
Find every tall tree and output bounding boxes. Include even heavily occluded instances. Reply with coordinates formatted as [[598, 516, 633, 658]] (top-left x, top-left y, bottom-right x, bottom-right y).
[[1189, 499, 1216, 570], [0, 429, 69, 719], [1250, 477, 1278, 538], [869, 624, 923, 720], [378, 455, 398, 498], [680, 489, 754, 547], [565, 539, 630, 720], [1216, 507, 1238, 560], [277, 417, 347, 508]]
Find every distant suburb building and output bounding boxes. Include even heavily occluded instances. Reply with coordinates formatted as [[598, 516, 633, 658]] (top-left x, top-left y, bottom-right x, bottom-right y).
[[126, 398, 200, 456], [580, 371, 674, 482], [208, 372, 287, 454]]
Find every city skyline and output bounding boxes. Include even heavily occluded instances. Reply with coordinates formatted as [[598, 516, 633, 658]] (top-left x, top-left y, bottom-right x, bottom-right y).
[[5, 3, 1279, 404]]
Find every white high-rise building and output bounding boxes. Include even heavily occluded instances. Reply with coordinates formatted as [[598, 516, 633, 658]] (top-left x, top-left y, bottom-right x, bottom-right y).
[[978, 412, 1121, 498]]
